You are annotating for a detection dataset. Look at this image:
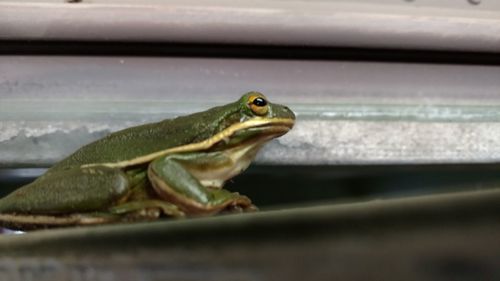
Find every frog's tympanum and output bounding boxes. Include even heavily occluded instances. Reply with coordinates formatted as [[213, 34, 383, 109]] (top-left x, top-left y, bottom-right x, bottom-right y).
[[0, 92, 295, 230]]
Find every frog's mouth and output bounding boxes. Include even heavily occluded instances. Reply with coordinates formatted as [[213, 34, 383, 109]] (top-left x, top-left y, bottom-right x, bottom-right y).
[[232, 118, 295, 134], [238, 118, 294, 133]]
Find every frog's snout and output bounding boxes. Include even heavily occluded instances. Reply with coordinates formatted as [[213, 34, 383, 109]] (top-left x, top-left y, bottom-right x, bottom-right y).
[[283, 106, 296, 120], [275, 105, 296, 131], [276, 106, 296, 124]]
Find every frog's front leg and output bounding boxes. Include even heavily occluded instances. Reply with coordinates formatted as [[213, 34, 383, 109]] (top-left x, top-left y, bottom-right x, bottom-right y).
[[148, 152, 255, 215]]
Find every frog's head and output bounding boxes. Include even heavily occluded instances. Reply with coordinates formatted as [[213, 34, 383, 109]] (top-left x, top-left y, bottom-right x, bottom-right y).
[[209, 91, 295, 149]]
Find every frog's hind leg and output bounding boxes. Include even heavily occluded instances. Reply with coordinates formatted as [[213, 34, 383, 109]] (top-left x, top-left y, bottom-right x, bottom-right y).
[[0, 166, 131, 216], [107, 175, 186, 221]]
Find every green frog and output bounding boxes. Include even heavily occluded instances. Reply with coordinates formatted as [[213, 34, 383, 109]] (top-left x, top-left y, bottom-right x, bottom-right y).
[[0, 92, 295, 230]]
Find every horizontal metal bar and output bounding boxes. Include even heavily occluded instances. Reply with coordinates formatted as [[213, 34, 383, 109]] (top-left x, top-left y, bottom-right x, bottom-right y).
[[0, 189, 499, 281], [2, 56, 500, 166], [1, 0, 500, 52]]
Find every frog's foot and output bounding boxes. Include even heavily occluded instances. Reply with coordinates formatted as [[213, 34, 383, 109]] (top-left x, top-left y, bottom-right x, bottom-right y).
[[109, 199, 186, 221], [208, 189, 258, 213], [221, 200, 259, 214]]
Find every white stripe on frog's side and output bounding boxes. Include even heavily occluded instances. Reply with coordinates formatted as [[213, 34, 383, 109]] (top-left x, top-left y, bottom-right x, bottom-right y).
[[0, 213, 116, 229], [82, 118, 293, 169]]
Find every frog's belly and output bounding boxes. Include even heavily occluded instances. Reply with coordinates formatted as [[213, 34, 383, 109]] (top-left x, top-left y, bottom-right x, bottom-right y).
[[189, 143, 263, 189]]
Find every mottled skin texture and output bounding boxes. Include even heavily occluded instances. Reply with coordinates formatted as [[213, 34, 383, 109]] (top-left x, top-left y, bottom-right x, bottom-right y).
[[0, 92, 295, 230]]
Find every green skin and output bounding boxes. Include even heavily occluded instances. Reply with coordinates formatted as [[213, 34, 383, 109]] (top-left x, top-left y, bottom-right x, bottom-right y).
[[0, 92, 295, 229]]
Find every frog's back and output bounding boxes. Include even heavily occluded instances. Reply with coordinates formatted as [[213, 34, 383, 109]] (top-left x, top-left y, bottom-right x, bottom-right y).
[[50, 105, 234, 171]]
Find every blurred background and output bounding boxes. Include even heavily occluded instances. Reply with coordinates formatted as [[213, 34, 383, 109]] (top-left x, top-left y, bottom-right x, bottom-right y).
[[0, 0, 499, 280]]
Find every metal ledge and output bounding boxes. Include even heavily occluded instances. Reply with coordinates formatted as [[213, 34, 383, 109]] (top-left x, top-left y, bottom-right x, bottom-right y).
[[1, 0, 500, 52], [0, 189, 499, 280], [2, 56, 500, 166]]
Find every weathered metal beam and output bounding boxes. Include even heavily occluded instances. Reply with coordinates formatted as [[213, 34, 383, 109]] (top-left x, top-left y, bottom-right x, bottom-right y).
[[2, 56, 500, 166], [0, 189, 498, 280], [1, 0, 500, 52]]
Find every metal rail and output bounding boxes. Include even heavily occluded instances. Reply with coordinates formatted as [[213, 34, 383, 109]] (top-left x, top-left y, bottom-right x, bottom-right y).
[[0, 189, 499, 280], [2, 56, 500, 166], [1, 0, 500, 52]]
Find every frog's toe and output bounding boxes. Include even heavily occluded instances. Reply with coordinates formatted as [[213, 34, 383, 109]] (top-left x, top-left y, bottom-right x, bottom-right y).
[[221, 194, 258, 213], [222, 202, 258, 214]]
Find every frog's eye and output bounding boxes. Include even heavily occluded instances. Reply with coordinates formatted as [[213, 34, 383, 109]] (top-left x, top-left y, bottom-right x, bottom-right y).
[[248, 94, 269, 116]]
